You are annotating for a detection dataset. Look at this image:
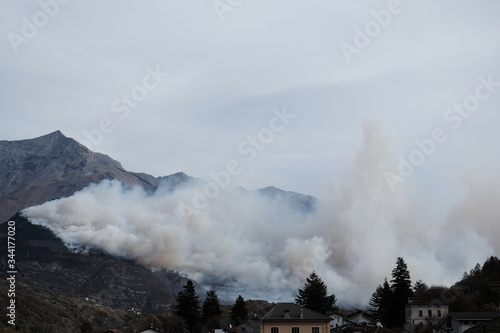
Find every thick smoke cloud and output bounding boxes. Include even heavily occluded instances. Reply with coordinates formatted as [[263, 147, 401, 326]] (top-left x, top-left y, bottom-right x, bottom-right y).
[[22, 122, 497, 307]]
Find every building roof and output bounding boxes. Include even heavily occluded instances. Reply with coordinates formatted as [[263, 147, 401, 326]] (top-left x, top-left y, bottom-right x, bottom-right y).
[[449, 313, 499, 321], [406, 298, 447, 307], [463, 316, 500, 333], [346, 310, 376, 324], [436, 312, 500, 328], [262, 303, 331, 322]]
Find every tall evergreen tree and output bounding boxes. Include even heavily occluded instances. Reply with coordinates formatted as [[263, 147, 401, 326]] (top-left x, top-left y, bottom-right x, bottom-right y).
[[295, 271, 338, 314], [379, 279, 392, 326], [230, 295, 248, 326], [367, 284, 383, 313], [367, 278, 392, 326], [175, 280, 201, 333], [202, 290, 222, 331], [389, 257, 413, 328]]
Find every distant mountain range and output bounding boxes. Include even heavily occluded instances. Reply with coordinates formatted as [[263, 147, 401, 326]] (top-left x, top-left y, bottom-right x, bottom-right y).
[[0, 131, 318, 312], [0, 130, 316, 222]]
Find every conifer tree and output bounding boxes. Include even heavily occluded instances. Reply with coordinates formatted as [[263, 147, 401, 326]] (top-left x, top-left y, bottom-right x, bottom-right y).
[[389, 257, 413, 328], [175, 280, 201, 333], [367, 278, 392, 326], [230, 295, 248, 326], [295, 271, 338, 314], [202, 290, 222, 332], [367, 284, 383, 313], [413, 279, 430, 299], [379, 279, 392, 326]]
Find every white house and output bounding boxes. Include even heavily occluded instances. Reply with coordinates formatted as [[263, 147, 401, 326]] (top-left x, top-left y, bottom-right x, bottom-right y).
[[330, 312, 350, 329], [405, 298, 449, 329]]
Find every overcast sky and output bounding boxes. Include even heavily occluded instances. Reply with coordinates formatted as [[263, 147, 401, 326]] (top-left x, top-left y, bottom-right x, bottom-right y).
[[1, 0, 500, 211]]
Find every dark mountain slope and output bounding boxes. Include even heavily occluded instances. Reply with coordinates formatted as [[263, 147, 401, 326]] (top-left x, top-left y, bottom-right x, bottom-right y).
[[0, 213, 195, 314], [0, 270, 129, 332]]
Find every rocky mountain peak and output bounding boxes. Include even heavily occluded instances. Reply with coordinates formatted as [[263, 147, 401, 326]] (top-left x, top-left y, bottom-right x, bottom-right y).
[[0, 131, 157, 222]]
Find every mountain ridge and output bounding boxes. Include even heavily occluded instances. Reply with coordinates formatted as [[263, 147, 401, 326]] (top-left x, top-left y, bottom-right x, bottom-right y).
[[0, 130, 317, 222], [0, 131, 196, 222]]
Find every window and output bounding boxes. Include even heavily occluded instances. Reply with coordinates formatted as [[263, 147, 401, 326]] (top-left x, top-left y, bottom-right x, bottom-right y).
[[292, 327, 300, 333], [438, 310, 442, 317], [312, 327, 320, 333], [271, 327, 279, 333], [428, 310, 432, 317], [419, 310, 423, 317]]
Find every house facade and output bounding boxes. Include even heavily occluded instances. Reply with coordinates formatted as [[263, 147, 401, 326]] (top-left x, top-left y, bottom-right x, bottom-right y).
[[260, 303, 331, 333], [405, 298, 449, 329], [330, 312, 350, 329]]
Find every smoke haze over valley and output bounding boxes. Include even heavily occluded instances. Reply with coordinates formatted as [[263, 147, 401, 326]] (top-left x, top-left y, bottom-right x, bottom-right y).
[[22, 123, 500, 307]]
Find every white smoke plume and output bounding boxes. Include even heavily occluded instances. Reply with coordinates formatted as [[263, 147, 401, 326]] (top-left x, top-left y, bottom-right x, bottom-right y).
[[22, 122, 497, 307]]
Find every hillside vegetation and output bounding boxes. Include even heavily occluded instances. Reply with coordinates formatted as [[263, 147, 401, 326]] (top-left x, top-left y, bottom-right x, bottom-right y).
[[449, 256, 500, 312]]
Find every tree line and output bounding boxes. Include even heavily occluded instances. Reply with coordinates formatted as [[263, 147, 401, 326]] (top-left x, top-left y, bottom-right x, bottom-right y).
[[172, 271, 338, 333], [367, 256, 500, 330], [152, 256, 500, 333], [173, 257, 418, 332]]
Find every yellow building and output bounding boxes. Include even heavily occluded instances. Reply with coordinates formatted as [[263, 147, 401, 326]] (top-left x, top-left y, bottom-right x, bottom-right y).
[[260, 303, 331, 333]]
